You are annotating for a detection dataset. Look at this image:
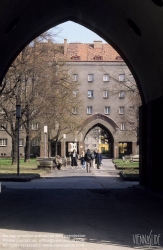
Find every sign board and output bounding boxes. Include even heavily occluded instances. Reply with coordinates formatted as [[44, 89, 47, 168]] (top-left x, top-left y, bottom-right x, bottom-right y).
[[68, 142, 77, 152]]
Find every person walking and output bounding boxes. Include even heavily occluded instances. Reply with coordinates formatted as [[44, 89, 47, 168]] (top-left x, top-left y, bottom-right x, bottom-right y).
[[80, 151, 86, 169], [92, 148, 97, 168], [84, 148, 93, 173], [96, 149, 102, 169], [70, 149, 78, 169]]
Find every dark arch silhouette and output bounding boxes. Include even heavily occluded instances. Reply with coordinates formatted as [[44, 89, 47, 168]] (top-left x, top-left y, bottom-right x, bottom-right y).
[[0, 1, 163, 189]]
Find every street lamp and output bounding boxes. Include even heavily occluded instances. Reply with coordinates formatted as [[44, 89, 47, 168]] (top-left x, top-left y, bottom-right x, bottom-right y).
[[16, 105, 21, 176], [44, 126, 47, 158]]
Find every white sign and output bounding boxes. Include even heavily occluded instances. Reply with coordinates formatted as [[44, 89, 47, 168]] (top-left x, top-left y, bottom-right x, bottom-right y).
[[68, 143, 77, 152]]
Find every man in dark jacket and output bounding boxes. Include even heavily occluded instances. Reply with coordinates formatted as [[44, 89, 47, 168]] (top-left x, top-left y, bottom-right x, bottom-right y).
[[84, 149, 93, 173], [96, 150, 102, 169]]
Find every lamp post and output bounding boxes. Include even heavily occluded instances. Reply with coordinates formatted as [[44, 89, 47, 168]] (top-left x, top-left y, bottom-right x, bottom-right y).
[[16, 105, 21, 176], [44, 126, 47, 158]]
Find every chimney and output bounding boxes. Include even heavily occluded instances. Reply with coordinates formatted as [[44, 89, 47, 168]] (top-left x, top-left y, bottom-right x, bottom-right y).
[[48, 39, 52, 44], [94, 41, 102, 49]]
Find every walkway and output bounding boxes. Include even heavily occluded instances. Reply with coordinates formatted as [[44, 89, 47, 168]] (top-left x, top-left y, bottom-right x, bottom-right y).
[[0, 159, 163, 250], [1, 159, 138, 189]]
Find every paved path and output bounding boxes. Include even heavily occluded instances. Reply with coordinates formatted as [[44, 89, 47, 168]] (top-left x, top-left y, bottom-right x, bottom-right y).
[[0, 159, 163, 250], [0, 159, 138, 189]]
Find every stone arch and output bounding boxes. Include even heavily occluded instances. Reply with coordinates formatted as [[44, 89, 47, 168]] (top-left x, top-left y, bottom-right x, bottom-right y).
[[81, 113, 118, 139], [0, 1, 163, 189], [80, 114, 119, 158]]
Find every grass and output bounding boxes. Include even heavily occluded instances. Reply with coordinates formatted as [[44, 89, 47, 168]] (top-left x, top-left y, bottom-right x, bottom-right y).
[[112, 159, 139, 169], [112, 159, 139, 180], [0, 158, 50, 175]]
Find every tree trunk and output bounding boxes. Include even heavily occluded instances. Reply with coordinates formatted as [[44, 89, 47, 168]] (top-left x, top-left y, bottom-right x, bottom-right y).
[[24, 108, 31, 162], [55, 141, 58, 156], [12, 135, 18, 165], [24, 134, 30, 162]]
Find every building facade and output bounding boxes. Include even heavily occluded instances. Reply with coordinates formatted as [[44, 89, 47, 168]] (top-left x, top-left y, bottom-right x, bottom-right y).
[[0, 40, 140, 159]]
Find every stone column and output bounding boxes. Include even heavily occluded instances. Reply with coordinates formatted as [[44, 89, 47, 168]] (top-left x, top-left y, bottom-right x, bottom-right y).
[[139, 96, 163, 190], [78, 141, 85, 156], [114, 141, 119, 158]]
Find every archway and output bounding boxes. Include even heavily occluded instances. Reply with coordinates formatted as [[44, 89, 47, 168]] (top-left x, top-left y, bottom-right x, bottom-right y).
[[84, 124, 114, 158], [0, 1, 163, 189]]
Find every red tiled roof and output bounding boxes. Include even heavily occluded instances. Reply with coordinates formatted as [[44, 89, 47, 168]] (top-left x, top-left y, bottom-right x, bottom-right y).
[[63, 40, 123, 61]]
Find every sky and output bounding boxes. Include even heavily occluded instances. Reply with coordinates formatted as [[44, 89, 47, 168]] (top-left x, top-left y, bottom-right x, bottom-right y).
[[49, 21, 107, 44]]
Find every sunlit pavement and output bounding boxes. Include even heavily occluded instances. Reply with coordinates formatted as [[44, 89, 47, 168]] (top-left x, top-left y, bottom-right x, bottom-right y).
[[0, 159, 163, 250], [0, 159, 138, 189]]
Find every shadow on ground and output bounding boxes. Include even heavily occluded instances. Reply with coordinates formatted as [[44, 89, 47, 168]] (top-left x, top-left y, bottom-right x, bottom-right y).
[[0, 187, 163, 249]]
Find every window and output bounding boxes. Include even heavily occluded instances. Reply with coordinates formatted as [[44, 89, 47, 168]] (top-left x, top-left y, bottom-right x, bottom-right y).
[[19, 139, 24, 146], [120, 123, 126, 130], [31, 123, 39, 130], [0, 109, 5, 114], [129, 122, 135, 129], [72, 107, 77, 114], [0, 124, 6, 130], [32, 138, 40, 146], [73, 74, 78, 82], [103, 90, 109, 98], [129, 106, 134, 110], [88, 90, 94, 98], [71, 124, 75, 130], [92, 144, 97, 147], [71, 55, 80, 60], [119, 90, 125, 99], [104, 106, 110, 114], [19, 125, 24, 130], [119, 106, 125, 114], [94, 56, 103, 60], [73, 91, 78, 97], [87, 106, 92, 114], [103, 74, 109, 82], [0, 139, 7, 146], [119, 74, 125, 82], [88, 74, 94, 82]]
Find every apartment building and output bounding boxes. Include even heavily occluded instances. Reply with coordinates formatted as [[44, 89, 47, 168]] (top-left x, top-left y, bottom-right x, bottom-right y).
[[0, 39, 140, 159], [60, 40, 139, 158]]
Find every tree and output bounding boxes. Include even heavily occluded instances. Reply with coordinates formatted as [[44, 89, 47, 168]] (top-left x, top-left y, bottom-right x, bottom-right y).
[[0, 30, 83, 162], [99, 66, 142, 144], [40, 62, 84, 156]]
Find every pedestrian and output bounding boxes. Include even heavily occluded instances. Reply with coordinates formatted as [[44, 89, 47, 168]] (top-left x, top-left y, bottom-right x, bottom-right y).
[[92, 148, 97, 168], [96, 149, 102, 169], [84, 148, 93, 173], [80, 151, 86, 169], [70, 149, 78, 169]]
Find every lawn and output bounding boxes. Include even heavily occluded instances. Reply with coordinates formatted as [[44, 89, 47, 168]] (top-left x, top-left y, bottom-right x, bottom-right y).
[[112, 159, 139, 169], [112, 159, 139, 180], [0, 158, 50, 175]]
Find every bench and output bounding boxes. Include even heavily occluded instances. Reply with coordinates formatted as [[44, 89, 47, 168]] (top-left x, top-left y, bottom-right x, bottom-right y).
[[130, 155, 139, 162], [37, 160, 56, 172], [122, 155, 131, 162], [37, 156, 67, 170]]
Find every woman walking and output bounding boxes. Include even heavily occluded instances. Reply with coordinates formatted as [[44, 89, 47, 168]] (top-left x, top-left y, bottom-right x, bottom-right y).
[[80, 151, 86, 169], [70, 149, 78, 169]]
